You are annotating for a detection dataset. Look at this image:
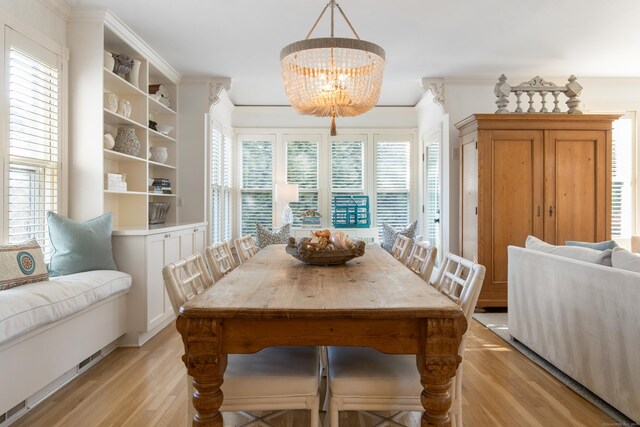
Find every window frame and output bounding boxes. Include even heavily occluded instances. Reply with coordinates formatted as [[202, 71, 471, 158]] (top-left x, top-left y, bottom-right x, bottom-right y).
[[208, 117, 234, 244], [283, 134, 321, 228], [1, 25, 67, 252], [236, 133, 276, 237], [373, 135, 413, 236], [233, 128, 416, 233]]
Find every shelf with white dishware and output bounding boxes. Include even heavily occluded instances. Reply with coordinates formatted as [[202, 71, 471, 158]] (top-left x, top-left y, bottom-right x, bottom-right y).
[[104, 67, 146, 96], [103, 148, 147, 163], [148, 95, 176, 115], [104, 108, 146, 129], [148, 128, 176, 142]]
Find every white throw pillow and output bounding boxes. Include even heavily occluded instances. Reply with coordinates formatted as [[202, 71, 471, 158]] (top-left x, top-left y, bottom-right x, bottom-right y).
[[525, 235, 612, 266], [611, 247, 640, 274]]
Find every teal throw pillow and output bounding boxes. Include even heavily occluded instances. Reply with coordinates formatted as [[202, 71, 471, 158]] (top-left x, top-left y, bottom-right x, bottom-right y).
[[47, 211, 117, 276], [565, 240, 618, 251]]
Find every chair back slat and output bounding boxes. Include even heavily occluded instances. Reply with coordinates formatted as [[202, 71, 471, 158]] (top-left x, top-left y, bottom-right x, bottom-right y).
[[205, 242, 237, 281], [162, 253, 214, 314], [390, 235, 412, 263], [433, 252, 486, 321], [405, 241, 437, 283], [235, 235, 259, 264]]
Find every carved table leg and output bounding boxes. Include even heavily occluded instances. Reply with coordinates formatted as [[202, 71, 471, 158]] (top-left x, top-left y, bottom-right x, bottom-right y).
[[177, 316, 227, 427], [417, 317, 466, 427]]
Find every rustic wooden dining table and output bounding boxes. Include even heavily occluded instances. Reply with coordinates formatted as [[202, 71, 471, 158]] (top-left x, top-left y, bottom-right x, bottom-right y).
[[177, 243, 467, 427]]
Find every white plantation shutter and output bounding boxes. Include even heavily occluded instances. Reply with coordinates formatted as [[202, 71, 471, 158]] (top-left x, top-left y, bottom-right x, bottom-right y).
[[210, 124, 233, 244], [7, 37, 61, 260], [223, 135, 233, 241], [611, 116, 634, 238], [330, 140, 364, 223], [425, 143, 440, 249], [210, 127, 223, 243], [376, 141, 410, 238], [241, 140, 273, 236], [287, 140, 319, 227]]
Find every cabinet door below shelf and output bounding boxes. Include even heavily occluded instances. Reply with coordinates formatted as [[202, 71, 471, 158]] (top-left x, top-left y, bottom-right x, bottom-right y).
[[147, 232, 180, 330]]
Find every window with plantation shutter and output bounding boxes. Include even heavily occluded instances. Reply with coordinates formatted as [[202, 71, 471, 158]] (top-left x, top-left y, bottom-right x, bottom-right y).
[[286, 139, 319, 227], [611, 115, 635, 238], [375, 140, 410, 239], [240, 139, 273, 237], [330, 140, 364, 223], [6, 34, 61, 260], [210, 124, 233, 244]]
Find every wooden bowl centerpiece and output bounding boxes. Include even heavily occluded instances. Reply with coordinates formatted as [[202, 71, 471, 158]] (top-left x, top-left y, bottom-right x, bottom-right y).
[[286, 230, 365, 266]]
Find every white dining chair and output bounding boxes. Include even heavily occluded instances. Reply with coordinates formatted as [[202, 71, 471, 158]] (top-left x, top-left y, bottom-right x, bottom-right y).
[[405, 240, 437, 284], [162, 253, 321, 427], [326, 252, 486, 427], [390, 234, 413, 264], [204, 241, 237, 281], [234, 235, 260, 264]]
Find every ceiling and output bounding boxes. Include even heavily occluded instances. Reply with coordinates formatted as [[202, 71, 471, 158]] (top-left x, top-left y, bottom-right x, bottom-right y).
[[66, 0, 640, 106]]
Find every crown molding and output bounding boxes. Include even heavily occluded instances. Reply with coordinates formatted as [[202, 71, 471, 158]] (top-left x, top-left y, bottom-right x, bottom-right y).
[[37, 0, 71, 21], [209, 78, 233, 106], [422, 78, 445, 112]]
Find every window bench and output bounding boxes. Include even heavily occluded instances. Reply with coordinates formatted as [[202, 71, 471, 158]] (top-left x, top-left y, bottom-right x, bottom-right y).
[[0, 270, 132, 421]]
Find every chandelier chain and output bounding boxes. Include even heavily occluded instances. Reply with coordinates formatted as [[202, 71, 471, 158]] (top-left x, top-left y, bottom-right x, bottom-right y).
[[305, 0, 360, 40], [305, 2, 331, 40], [335, 3, 360, 40]]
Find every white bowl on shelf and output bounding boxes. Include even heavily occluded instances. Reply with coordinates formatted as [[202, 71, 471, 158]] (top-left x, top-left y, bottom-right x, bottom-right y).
[[155, 125, 174, 136]]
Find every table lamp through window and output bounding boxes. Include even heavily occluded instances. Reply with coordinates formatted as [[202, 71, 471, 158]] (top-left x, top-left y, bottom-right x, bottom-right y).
[[275, 183, 299, 225]]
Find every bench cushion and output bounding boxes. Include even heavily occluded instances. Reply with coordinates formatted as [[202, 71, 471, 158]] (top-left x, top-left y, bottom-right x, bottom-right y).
[[0, 270, 131, 345]]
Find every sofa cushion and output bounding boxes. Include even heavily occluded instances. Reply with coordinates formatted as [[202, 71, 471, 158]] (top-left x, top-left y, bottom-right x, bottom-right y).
[[525, 235, 612, 266], [381, 221, 417, 253], [0, 270, 131, 345], [612, 247, 640, 274], [47, 211, 117, 277], [0, 239, 49, 291], [565, 240, 618, 251]]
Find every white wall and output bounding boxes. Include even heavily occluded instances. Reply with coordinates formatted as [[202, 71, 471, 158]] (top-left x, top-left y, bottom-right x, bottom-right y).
[[232, 106, 418, 129], [0, 0, 68, 47], [177, 79, 211, 224]]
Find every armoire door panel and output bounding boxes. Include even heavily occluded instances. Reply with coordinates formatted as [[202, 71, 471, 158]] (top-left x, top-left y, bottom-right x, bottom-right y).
[[545, 130, 607, 244], [488, 130, 544, 285], [461, 140, 478, 262]]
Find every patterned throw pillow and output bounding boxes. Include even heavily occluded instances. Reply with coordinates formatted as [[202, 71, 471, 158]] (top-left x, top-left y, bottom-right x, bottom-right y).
[[256, 223, 291, 248], [381, 221, 418, 253], [0, 239, 49, 291]]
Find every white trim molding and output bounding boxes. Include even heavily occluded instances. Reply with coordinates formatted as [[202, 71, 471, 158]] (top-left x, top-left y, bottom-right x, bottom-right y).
[[37, 0, 72, 21], [422, 78, 445, 112]]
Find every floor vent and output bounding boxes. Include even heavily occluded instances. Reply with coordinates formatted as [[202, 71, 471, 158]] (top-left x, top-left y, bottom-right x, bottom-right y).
[[78, 350, 102, 372], [0, 400, 27, 426]]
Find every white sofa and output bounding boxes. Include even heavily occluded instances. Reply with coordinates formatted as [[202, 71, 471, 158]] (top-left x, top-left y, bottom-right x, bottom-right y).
[[0, 270, 131, 420], [508, 246, 640, 423]]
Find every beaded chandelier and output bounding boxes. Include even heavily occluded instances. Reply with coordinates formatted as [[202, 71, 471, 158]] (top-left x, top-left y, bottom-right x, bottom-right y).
[[280, 0, 385, 135]]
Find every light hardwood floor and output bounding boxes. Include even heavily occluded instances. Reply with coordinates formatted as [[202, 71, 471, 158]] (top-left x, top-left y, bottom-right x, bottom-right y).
[[13, 320, 613, 427]]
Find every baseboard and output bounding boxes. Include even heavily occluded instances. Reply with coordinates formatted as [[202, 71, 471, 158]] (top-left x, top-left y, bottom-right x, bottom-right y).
[[119, 314, 175, 347], [0, 337, 121, 427]]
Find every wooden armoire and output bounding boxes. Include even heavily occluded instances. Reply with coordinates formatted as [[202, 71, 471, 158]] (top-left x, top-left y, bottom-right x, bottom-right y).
[[456, 114, 618, 308]]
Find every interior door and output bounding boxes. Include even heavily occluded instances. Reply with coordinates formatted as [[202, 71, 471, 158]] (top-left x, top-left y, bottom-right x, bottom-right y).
[[544, 130, 608, 244], [424, 135, 442, 264]]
